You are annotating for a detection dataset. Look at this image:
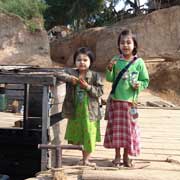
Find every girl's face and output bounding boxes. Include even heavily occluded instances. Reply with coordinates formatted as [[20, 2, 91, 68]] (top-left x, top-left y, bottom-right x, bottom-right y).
[[119, 35, 134, 57], [75, 53, 91, 71]]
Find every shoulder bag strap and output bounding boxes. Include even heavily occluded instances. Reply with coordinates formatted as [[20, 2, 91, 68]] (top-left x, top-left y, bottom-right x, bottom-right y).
[[110, 56, 137, 95]]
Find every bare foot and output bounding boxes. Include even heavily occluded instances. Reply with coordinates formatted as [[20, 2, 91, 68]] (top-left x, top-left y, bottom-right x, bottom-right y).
[[84, 160, 96, 167]]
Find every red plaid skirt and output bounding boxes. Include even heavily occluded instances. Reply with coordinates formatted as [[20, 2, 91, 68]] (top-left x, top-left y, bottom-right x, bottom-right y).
[[103, 100, 140, 156]]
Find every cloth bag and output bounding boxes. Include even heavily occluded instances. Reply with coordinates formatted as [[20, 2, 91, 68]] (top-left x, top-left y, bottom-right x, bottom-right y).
[[130, 102, 139, 121]]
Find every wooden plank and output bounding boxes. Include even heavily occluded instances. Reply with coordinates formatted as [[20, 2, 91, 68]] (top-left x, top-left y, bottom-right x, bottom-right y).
[[0, 112, 22, 128], [0, 74, 56, 85], [146, 101, 176, 108], [138, 106, 180, 110], [0, 66, 64, 73], [145, 58, 165, 63], [0, 65, 34, 71], [16, 67, 64, 73], [41, 86, 50, 170]]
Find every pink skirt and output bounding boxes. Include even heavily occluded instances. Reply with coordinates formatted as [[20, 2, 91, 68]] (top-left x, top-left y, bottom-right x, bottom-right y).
[[103, 100, 140, 156]]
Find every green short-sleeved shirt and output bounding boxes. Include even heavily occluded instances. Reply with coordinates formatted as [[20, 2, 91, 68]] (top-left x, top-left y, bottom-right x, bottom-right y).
[[106, 56, 149, 102]]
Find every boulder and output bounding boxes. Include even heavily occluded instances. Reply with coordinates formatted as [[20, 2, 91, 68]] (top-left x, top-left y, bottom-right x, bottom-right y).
[[0, 11, 52, 67]]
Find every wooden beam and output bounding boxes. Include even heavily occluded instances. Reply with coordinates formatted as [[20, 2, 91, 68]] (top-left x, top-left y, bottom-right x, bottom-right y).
[[23, 84, 30, 131], [0, 74, 56, 85], [41, 86, 50, 170]]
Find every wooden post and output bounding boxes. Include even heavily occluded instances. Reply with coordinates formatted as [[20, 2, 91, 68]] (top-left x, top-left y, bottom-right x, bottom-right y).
[[23, 84, 29, 131], [41, 86, 50, 170]]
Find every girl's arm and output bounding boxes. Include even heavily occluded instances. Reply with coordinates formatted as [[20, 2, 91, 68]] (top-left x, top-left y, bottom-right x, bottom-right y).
[[105, 56, 118, 82], [106, 68, 115, 82], [80, 72, 103, 98], [55, 69, 78, 84], [136, 60, 149, 92]]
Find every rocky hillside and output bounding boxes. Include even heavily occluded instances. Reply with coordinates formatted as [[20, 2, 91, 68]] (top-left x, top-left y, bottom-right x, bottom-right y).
[[0, 11, 52, 67], [1, 6, 180, 105], [1, 6, 180, 70], [50, 6, 180, 71]]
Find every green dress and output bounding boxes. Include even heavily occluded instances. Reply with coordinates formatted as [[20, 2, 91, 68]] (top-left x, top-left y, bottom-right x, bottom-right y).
[[65, 85, 101, 153]]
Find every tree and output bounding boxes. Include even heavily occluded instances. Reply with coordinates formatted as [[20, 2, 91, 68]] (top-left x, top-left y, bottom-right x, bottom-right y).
[[124, 0, 143, 15], [146, 0, 180, 10], [82, 0, 123, 28], [44, 0, 150, 30], [44, 0, 104, 31]]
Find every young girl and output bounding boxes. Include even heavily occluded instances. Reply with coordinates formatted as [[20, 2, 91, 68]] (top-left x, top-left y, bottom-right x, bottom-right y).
[[104, 29, 149, 167], [56, 47, 103, 167]]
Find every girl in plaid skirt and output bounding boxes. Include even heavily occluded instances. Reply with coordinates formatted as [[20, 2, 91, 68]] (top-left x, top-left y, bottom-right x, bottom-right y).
[[104, 29, 149, 167]]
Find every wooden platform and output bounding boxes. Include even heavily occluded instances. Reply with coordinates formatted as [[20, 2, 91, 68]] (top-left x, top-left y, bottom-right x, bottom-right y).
[[0, 112, 23, 128], [0, 65, 66, 179]]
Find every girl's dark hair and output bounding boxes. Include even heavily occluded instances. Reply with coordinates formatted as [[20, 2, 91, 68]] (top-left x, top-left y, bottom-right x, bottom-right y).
[[73, 47, 95, 67], [117, 29, 138, 55]]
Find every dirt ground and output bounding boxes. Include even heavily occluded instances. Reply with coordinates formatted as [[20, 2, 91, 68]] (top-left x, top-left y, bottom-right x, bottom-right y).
[[147, 59, 180, 106]]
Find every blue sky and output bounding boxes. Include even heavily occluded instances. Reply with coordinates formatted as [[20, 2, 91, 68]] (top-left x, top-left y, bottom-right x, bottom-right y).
[[115, 0, 148, 11]]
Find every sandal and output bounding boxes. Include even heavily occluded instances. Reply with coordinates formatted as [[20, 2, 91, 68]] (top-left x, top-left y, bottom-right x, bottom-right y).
[[112, 158, 121, 167], [77, 159, 84, 166], [123, 156, 134, 167]]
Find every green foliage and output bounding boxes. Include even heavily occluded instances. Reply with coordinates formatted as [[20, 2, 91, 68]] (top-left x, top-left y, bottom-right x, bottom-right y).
[[0, 0, 47, 32], [0, 0, 47, 19], [146, 0, 180, 10], [0, 0, 47, 20], [44, 0, 105, 31], [25, 20, 38, 33], [84, 0, 121, 28], [3, 0, 174, 33]]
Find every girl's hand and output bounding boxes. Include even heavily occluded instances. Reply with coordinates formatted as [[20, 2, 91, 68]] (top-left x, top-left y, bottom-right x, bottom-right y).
[[71, 76, 79, 85], [132, 82, 139, 90], [79, 78, 91, 90], [107, 60, 116, 71]]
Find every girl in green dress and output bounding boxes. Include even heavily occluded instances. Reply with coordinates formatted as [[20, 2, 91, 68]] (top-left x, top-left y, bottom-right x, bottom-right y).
[[56, 47, 103, 166]]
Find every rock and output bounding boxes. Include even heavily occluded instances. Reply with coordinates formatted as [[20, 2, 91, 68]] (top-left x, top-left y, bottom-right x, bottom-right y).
[[0, 11, 52, 67]]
